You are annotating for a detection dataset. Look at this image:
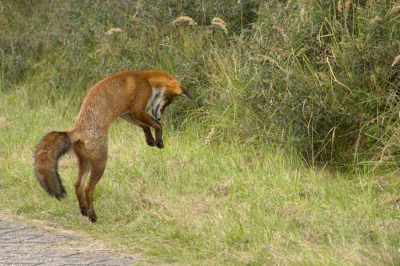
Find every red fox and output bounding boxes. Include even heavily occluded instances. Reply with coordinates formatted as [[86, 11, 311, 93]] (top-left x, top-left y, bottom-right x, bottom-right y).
[[34, 70, 193, 222]]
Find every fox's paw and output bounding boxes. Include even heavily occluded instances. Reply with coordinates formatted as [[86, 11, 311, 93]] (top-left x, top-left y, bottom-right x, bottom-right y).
[[88, 211, 97, 223], [146, 138, 156, 147], [156, 140, 164, 149], [80, 208, 88, 217]]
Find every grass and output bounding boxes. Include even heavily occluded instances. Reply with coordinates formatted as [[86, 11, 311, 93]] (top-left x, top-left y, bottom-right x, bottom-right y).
[[2, 1, 400, 167], [1, 1, 400, 265], [1, 89, 400, 265]]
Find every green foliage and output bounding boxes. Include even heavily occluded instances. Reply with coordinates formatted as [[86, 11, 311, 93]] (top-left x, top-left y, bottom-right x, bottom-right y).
[[1, 0, 400, 169]]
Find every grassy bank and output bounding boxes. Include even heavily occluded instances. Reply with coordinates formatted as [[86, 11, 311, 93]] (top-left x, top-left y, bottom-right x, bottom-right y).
[[1, 91, 400, 265]]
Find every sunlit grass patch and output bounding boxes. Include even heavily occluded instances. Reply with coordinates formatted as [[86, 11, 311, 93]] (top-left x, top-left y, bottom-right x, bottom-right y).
[[1, 95, 399, 265]]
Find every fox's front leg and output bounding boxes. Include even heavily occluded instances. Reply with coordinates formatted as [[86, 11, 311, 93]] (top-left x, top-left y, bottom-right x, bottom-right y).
[[132, 111, 164, 149], [142, 126, 156, 147], [120, 113, 156, 147], [154, 127, 163, 149]]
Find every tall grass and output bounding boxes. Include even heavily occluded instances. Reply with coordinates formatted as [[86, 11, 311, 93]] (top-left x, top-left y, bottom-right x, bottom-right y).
[[1, 92, 400, 265], [1, 1, 400, 265], [2, 0, 400, 169]]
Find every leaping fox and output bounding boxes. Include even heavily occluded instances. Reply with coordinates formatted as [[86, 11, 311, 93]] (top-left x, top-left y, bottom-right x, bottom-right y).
[[34, 70, 193, 222]]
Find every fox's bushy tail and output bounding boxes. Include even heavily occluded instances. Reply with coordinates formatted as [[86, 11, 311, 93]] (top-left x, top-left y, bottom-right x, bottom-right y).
[[34, 131, 73, 200]]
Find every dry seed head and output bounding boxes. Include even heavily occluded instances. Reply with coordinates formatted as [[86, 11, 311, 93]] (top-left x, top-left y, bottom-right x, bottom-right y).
[[205, 127, 215, 145], [345, 1, 351, 13], [273, 25, 290, 42], [249, 54, 278, 65], [272, 47, 284, 53], [344, 1, 351, 19], [369, 15, 382, 25], [211, 18, 228, 34], [172, 16, 198, 26], [106, 28, 123, 36], [212, 18, 225, 25], [337, 1, 343, 14], [389, 4, 400, 15], [271, 47, 288, 57], [392, 55, 400, 67]]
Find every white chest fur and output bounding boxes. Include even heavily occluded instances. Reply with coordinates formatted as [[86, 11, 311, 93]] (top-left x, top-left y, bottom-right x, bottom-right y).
[[147, 88, 165, 121]]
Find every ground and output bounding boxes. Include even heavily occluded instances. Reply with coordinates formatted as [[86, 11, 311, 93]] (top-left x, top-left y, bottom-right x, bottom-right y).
[[0, 213, 139, 266]]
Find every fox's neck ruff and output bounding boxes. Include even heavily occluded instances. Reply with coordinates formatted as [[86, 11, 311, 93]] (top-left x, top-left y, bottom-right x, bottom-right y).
[[147, 88, 166, 121]]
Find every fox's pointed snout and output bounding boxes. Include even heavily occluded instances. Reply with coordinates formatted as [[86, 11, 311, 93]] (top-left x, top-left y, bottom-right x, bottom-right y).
[[181, 88, 193, 100]]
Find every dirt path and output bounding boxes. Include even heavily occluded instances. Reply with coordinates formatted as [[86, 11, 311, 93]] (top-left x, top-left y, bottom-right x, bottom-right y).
[[0, 215, 139, 266]]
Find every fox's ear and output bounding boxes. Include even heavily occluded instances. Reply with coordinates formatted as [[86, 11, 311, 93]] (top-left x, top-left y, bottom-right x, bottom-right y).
[[180, 88, 194, 100]]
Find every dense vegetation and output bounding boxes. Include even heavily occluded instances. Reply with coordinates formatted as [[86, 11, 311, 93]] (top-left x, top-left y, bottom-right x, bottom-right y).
[[1, 1, 400, 265], [2, 0, 400, 169]]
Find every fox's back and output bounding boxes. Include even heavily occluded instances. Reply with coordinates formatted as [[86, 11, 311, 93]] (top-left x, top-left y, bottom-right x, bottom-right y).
[[72, 72, 149, 137]]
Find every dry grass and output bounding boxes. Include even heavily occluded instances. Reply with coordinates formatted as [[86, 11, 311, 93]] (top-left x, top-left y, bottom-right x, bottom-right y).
[[172, 16, 198, 26], [392, 55, 400, 67], [105, 28, 123, 36], [211, 18, 228, 34], [370, 15, 382, 25], [204, 127, 215, 145], [273, 25, 290, 43], [389, 4, 400, 15], [337, 1, 343, 14]]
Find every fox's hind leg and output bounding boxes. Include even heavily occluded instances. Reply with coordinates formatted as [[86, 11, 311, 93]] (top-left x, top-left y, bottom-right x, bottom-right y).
[[84, 139, 108, 223], [73, 142, 91, 217]]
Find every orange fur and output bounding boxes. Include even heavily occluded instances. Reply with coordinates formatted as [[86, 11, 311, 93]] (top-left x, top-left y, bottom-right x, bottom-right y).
[[34, 70, 193, 222]]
